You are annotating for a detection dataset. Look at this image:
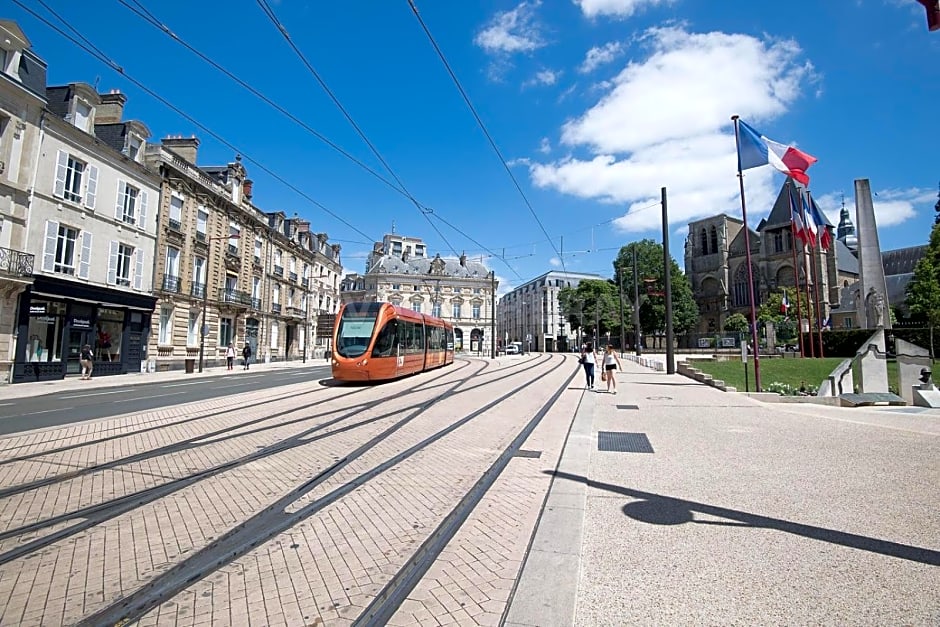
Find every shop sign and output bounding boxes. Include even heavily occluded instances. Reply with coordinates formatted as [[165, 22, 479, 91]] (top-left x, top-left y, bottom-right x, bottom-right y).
[[70, 316, 92, 330], [34, 316, 55, 325], [29, 304, 47, 315]]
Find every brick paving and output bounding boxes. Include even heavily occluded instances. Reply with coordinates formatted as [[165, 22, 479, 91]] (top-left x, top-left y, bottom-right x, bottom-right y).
[[0, 354, 581, 626]]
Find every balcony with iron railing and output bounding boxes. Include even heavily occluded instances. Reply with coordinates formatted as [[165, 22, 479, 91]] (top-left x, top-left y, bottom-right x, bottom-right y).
[[287, 306, 306, 319], [251, 297, 262, 310], [160, 274, 181, 293], [0, 247, 34, 278], [301, 277, 309, 289], [227, 244, 239, 256], [272, 303, 282, 314], [190, 282, 206, 298], [289, 271, 298, 283], [195, 231, 206, 243], [273, 265, 284, 278], [219, 287, 253, 307], [168, 218, 182, 232]]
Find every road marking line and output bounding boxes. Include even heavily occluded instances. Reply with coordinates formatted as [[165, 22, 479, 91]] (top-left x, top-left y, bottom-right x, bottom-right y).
[[113, 391, 187, 403], [0, 409, 59, 418], [61, 390, 128, 399], [213, 382, 255, 389], [0, 402, 15, 407], [161, 382, 202, 388]]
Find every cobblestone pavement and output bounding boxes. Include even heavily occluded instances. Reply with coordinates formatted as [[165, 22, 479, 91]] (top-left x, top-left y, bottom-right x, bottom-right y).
[[0, 354, 580, 626]]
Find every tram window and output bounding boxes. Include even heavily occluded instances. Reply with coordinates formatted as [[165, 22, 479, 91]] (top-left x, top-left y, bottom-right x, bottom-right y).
[[372, 319, 398, 357], [335, 315, 376, 358]]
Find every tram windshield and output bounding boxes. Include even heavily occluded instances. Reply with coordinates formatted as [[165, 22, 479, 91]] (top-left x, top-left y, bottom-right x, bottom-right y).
[[335, 304, 379, 357]]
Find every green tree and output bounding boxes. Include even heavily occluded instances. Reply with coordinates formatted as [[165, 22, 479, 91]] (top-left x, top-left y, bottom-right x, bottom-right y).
[[724, 313, 749, 334], [613, 239, 698, 338], [558, 280, 619, 346], [906, 223, 940, 358]]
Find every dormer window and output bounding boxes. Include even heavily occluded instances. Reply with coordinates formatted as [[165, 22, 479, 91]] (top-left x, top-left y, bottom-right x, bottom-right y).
[[73, 100, 93, 133], [124, 135, 143, 162]]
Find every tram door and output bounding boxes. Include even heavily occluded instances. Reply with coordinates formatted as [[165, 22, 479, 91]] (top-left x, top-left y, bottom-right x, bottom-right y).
[[245, 318, 259, 365]]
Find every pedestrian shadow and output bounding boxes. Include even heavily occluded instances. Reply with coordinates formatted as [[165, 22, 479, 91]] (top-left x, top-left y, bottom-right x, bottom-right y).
[[546, 470, 940, 566]]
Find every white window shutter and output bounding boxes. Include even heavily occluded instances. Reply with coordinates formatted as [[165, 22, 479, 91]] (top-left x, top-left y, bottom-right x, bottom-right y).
[[138, 190, 148, 230], [134, 248, 144, 290], [42, 220, 58, 272], [115, 180, 126, 220], [78, 231, 92, 279], [54, 151, 68, 198], [84, 165, 98, 209], [107, 240, 118, 285]]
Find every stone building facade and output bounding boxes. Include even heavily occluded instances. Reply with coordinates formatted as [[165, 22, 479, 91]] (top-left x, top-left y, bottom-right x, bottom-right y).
[[340, 235, 497, 354], [497, 270, 605, 353], [0, 21, 43, 382], [144, 139, 342, 371], [683, 180, 855, 335]]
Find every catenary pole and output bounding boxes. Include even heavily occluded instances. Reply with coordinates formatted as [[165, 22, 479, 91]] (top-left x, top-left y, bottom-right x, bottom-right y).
[[661, 187, 675, 374]]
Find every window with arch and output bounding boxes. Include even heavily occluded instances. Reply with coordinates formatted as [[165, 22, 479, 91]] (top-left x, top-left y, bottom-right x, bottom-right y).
[[732, 263, 760, 307], [700, 228, 709, 255], [709, 226, 718, 254]]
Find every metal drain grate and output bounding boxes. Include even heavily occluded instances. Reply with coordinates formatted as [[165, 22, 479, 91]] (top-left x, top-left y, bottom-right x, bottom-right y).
[[514, 449, 542, 458], [597, 431, 654, 453], [616, 404, 640, 410]]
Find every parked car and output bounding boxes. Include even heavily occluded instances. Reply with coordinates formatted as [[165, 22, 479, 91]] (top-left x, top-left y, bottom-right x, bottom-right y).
[[505, 345, 520, 355]]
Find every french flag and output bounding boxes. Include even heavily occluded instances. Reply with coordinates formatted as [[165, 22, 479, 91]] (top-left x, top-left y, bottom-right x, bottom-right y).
[[801, 191, 818, 249], [787, 185, 808, 246], [737, 120, 817, 185], [780, 291, 790, 314], [809, 197, 833, 250]]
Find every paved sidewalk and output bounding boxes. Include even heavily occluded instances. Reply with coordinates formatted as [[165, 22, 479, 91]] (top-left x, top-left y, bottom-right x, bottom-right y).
[[508, 358, 940, 625], [0, 357, 327, 401]]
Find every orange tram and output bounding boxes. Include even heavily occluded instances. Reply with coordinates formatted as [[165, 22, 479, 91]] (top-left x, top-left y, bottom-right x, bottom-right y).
[[331, 302, 455, 382]]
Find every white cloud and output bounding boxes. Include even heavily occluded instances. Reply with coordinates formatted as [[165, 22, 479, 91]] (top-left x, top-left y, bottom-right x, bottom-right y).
[[475, 1, 545, 54], [524, 69, 561, 88], [574, 0, 676, 19], [579, 42, 624, 73], [549, 256, 562, 267], [525, 26, 816, 232], [816, 187, 935, 228], [539, 137, 552, 153]]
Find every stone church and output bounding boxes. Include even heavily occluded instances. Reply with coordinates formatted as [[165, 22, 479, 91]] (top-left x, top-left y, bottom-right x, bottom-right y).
[[684, 179, 857, 334]]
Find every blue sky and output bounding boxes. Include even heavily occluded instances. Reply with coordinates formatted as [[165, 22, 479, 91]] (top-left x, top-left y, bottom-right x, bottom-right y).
[[10, 0, 939, 293]]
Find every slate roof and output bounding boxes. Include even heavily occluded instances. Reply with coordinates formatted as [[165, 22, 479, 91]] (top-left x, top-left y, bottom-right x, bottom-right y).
[[44, 85, 71, 118], [370, 254, 489, 278], [882, 245, 927, 276], [835, 239, 859, 275], [832, 245, 925, 313], [94, 123, 127, 154]]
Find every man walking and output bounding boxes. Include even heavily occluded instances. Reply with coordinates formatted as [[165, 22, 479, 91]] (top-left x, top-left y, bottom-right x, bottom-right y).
[[242, 343, 252, 370]]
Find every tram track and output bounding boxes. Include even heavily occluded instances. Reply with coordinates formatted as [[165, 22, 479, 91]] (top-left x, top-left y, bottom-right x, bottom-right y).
[[74, 355, 570, 626]]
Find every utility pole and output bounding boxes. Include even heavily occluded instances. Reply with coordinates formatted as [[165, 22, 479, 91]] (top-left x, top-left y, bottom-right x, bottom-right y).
[[490, 271, 496, 358], [662, 186, 675, 374], [633, 245, 641, 356], [618, 262, 625, 357]]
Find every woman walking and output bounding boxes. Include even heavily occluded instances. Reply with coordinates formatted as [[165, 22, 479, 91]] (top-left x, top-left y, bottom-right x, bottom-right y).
[[226, 343, 236, 370], [79, 344, 94, 380], [602, 345, 623, 394], [579, 343, 596, 390]]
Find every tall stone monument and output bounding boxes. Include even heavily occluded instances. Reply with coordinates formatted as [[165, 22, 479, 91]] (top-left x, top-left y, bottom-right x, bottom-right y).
[[854, 179, 892, 329]]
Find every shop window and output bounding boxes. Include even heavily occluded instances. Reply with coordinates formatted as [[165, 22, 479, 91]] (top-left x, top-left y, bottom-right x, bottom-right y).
[[159, 306, 173, 345], [220, 317, 234, 347], [187, 311, 199, 347], [96, 308, 123, 362], [26, 301, 65, 362]]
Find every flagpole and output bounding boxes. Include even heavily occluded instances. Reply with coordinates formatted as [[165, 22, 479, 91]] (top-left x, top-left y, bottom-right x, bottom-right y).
[[786, 182, 805, 358], [732, 115, 762, 392], [807, 191, 826, 358]]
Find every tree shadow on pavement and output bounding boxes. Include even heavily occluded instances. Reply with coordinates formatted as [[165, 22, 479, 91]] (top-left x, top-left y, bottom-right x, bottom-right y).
[[546, 470, 940, 566]]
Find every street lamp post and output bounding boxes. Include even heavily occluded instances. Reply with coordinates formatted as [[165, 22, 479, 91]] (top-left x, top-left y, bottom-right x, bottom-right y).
[[520, 300, 526, 355], [198, 233, 240, 373]]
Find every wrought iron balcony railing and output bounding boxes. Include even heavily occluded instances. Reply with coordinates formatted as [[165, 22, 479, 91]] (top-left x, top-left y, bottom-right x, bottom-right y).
[[195, 231, 207, 242], [273, 265, 284, 277], [272, 303, 282, 314], [191, 282, 206, 298], [168, 218, 182, 232], [161, 274, 181, 293], [251, 297, 262, 310], [301, 277, 309, 288], [289, 271, 298, 283], [0, 247, 34, 278], [219, 288, 253, 307], [226, 244, 239, 256]]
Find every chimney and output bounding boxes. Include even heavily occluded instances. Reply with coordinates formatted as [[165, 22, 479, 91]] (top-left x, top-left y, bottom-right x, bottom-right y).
[[96, 89, 126, 124], [162, 135, 200, 164], [243, 179, 253, 200]]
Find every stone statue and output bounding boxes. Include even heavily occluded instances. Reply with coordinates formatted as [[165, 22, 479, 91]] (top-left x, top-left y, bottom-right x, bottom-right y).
[[866, 288, 885, 328]]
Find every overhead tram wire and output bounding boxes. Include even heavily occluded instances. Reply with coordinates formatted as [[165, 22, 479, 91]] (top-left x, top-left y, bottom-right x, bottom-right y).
[[117, 1, 521, 281], [20, 0, 377, 246], [406, 0, 568, 275], [254, 0, 464, 260]]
